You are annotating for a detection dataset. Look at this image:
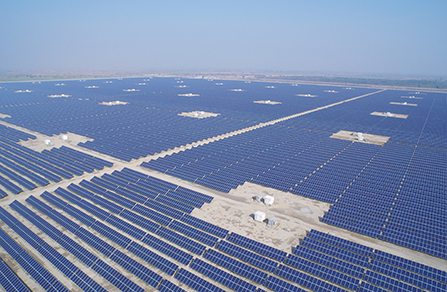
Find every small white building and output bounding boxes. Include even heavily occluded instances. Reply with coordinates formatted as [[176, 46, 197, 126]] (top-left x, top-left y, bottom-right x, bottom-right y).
[[254, 211, 266, 222], [264, 195, 275, 206], [44, 140, 53, 146]]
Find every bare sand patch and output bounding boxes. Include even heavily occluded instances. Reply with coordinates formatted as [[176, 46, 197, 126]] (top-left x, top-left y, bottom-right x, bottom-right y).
[[19, 132, 94, 152], [390, 101, 417, 106], [178, 111, 220, 119], [47, 94, 71, 98], [401, 95, 423, 99], [296, 94, 318, 97], [370, 111, 408, 119], [99, 101, 129, 106], [331, 130, 390, 146], [178, 93, 199, 97], [253, 100, 282, 105]]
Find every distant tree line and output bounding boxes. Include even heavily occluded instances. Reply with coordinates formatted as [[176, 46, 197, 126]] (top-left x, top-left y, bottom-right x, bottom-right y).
[[268, 75, 447, 89]]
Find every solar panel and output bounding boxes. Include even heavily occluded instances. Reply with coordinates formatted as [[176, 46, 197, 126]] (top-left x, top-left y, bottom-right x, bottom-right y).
[[120, 209, 160, 233], [132, 203, 172, 226], [180, 214, 229, 238], [204, 249, 268, 284], [156, 226, 206, 256], [70, 269, 108, 292], [190, 259, 257, 292], [264, 275, 306, 292], [227, 232, 287, 262], [91, 259, 144, 292], [74, 227, 116, 257], [105, 214, 146, 240], [216, 241, 278, 273], [126, 241, 179, 276], [157, 279, 187, 292], [0, 257, 32, 292], [142, 233, 193, 266], [174, 268, 226, 292], [110, 250, 162, 288]]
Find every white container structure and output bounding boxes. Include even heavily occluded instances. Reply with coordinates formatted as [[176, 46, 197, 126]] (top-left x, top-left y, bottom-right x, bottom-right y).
[[254, 211, 266, 222], [264, 195, 275, 206]]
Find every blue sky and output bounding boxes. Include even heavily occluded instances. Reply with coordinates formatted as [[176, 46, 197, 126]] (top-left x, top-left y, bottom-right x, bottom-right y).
[[1, 1, 446, 76]]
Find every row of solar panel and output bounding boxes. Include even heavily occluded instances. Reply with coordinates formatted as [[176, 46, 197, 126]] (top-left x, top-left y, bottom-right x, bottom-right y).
[[0, 125, 36, 142], [0, 136, 113, 196], [298, 229, 446, 291]]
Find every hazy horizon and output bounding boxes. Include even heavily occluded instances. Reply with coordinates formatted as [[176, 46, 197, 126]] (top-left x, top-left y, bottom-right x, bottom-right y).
[[1, 1, 446, 77]]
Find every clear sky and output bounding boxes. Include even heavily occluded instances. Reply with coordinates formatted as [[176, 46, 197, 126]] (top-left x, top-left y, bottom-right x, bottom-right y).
[[1, 0, 446, 76]]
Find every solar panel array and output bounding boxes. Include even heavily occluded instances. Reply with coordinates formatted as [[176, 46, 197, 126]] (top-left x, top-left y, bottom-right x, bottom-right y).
[[1, 169, 446, 291], [0, 78, 445, 291]]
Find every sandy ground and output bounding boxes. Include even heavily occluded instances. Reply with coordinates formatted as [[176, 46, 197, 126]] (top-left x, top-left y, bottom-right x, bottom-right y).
[[390, 101, 418, 106], [330, 130, 390, 146], [177, 111, 220, 119], [370, 111, 408, 119], [253, 100, 282, 105]]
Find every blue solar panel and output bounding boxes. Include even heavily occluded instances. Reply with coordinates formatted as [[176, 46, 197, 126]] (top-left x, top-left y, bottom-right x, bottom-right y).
[[144, 198, 184, 219], [0, 257, 31, 292], [168, 220, 218, 246], [54, 187, 82, 203], [47, 209, 80, 233], [91, 259, 144, 292], [174, 268, 226, 292], [0, 156, 48, 186], [91, 221, 132, 248], [155, 194, 195, 213], [79, 179, 107, 195], [227, 232, 287, 262], [216, 241, 278, 273], [70, 269, 108, 292], [0, 164, 36, 190], [204, 249, 268, 285], [142, 233, 193, 266], [115, 186, 148, 204], [190, 259, 257, 292], [121, 167, 149, 180], [126, 241, 179, 276], [102, 190, 137, 209], [57, 235, 98, 267], [67, 183, 95, 200], [157, 279, 186, 292], [110, 250, 162, 288], [120, 209, 160, 233], [373, 249, 447, 283], [90, 193, 124, 214], [0, 174, 22, 194], [63, 204, 96, 227], [40, 191, 68, 209], [15, 253, 69, 292], [264, 275, 306, 292], [275, 264, 347, 292], [132, 204, 172, 226], [181, 214, 229, 238], [74, 228, 116, 257], [101, 173, 129, 187], [284, 255, 360, 290], [156, 226, 206, 256], [293, 245, 365, 279], [308, 229, 373, 257], [26, 195, 52, 214], [77, 199, 110, 220], [299, 237, 370, 267], [105, 214, 146, 240]]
